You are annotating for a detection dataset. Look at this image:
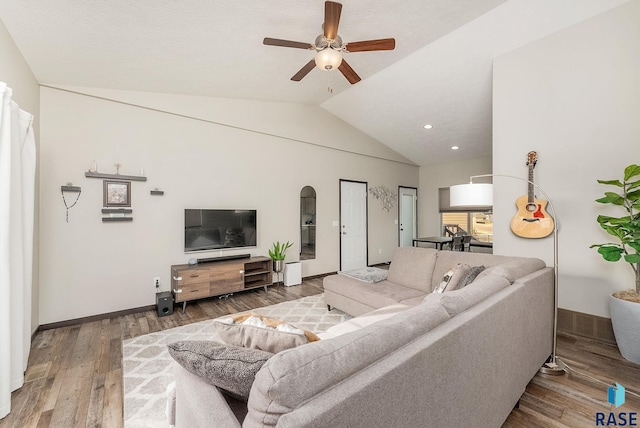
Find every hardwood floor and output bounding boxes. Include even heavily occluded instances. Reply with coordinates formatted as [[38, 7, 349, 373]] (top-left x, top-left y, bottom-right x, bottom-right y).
[[1, 276, 638, 428], [504, 334, 640, 427]]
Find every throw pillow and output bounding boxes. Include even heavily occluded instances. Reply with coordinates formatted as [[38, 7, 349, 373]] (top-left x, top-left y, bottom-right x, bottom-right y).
[[457, 265, 486, 289], [433, 267, 455, 293], [213, 313, 320, 354], [167, 340, 273, 400], [433, 263, 473, 293]]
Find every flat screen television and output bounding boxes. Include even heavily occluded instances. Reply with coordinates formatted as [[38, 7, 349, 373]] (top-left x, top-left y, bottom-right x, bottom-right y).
[[185, 209, 257, 252]]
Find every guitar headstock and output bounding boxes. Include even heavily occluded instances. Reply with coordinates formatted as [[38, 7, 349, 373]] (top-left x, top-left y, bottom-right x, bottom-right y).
[[526, 151, 538, 167]]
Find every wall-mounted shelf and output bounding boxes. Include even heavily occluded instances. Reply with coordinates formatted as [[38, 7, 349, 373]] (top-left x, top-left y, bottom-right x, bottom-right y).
[[85, 172, 147, 182], [102, 208, 133, 214], [150, 190, 164, 195], [61, 185, 81, 192], [102, 217, 133, 222]]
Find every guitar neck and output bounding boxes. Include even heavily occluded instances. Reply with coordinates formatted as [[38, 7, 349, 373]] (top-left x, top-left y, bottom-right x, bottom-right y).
[[528, 164, 535, 204]]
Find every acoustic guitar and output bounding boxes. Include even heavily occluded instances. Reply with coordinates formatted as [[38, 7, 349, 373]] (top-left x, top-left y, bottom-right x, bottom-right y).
[[510, 151, 554, 238]]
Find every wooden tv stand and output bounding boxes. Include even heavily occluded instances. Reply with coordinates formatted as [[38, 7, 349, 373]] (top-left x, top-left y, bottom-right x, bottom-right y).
[[171, 256, 273, 312]]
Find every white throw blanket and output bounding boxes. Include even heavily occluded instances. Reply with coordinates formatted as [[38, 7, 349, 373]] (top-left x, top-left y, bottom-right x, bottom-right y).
[[338, 267, 388, 283]]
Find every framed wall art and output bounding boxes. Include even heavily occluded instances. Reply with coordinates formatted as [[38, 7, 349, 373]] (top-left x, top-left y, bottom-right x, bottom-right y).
[[103, 180, 131, 207]]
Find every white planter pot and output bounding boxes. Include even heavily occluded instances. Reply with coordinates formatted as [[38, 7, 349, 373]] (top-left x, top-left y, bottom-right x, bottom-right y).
[[609, 294, 640, 364]]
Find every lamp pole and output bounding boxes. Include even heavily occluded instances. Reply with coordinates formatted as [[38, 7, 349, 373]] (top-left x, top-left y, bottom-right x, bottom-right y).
[[468, 174, 563, 375]]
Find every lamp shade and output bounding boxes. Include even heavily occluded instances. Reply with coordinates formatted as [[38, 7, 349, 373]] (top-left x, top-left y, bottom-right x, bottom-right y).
[[449, 183, 493, 207], [315, 48, 342, 71]]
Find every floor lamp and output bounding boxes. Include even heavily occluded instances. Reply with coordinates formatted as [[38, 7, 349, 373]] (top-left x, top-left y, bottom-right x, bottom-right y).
[[449, 174, 564, 375]]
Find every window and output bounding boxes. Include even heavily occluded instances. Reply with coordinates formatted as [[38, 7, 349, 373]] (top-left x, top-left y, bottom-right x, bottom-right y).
[[439, 187, 492, 242], [471, 212, 493, 242], [441, 212, 493, 242]]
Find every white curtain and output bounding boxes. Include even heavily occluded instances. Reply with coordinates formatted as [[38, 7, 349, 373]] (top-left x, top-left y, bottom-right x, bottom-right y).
[[0, 82, 36, 419]]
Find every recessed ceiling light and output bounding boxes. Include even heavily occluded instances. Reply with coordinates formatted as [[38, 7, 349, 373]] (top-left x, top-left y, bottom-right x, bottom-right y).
[[451, 146, 459, 150], [423, 124, 433, 129]]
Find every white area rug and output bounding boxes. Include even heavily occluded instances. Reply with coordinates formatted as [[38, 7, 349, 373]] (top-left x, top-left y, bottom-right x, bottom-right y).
[[122, 293, 350, 428]]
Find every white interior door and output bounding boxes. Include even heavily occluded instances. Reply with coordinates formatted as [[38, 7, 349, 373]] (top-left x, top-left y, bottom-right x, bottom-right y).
[[340, 180, 367, 271], [399, 187, 417, 247]]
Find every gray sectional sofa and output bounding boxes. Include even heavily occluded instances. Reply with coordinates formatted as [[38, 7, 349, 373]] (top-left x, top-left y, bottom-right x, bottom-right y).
[[324, 246, 548, 316], [170, 246, 554, 427]]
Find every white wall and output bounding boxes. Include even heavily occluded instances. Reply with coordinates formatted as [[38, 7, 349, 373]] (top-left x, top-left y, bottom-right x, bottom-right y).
[[0, 18, 40, 332], [493, 1, 640, 317], [418, 156, 492, 237], [39, 87, 418, 324], [0, 19, 38, 114]]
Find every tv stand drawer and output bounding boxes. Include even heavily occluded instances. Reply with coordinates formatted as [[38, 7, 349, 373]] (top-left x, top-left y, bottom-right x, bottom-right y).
[[173, 283, 210, 302], [178, 269, 211, 285]]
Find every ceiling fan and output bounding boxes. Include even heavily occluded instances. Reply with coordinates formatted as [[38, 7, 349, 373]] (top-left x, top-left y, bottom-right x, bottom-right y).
[[263, 1, 395, 84]]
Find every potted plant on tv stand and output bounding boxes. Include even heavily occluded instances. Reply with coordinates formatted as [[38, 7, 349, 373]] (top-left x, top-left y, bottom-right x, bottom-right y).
[[269, 241, 293, 273], [591, 163, 640, 364]]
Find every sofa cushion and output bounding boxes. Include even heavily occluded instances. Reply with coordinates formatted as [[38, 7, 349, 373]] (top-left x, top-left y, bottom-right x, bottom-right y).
[[324, 275, 426, 310], [213, 314, 320, 354], [476, 258, 546, 283], [398, 295, 428, 306], [423, 274, 511, 317], [245, 300, 450, 426], [386, 247, 438, 293], [324, 304, 410, 337], [167, 340, 273, 400], [432, 251, 545, 287]]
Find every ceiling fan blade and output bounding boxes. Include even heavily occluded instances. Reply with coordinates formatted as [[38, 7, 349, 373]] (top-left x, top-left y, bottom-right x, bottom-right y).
[[338, 60, 361, 84], [323, 1, 342, 40], [263, 37, 313, 50], [345, 38, 396, 52], [291, 60, 317, 82]]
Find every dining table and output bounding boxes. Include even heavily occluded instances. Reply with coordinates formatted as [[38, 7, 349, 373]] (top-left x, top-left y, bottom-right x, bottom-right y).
[[413, 236, 494, 251], [412, 236, 453, 250]]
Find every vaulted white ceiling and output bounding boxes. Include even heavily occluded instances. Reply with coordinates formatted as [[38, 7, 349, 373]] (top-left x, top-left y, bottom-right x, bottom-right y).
[[0, 0, 629, 165]]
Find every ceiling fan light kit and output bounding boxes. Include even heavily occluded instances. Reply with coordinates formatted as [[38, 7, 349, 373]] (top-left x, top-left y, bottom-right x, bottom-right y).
[[315, 48, 342, 71], [263, 1, 395, 84]]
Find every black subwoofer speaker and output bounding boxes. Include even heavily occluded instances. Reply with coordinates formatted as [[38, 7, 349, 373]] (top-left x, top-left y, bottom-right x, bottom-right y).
[[156, 291, 174, 317]]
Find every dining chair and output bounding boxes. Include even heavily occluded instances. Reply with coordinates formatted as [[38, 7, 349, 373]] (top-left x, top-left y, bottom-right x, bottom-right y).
[[451, 236, 464, 251], [462, 235, 472, 252]]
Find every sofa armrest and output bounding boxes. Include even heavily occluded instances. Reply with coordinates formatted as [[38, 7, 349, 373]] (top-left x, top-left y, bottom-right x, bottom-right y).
[[174, 363, 242, 428]]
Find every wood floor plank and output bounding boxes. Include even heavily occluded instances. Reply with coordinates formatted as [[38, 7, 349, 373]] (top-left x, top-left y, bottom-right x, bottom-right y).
[[47, 365, 92, 428], [41, 360, 67, 413], [85, 372, 105, 428], [94, 320, 112, 376], [35, 410, 53, 428], [2, 277, 640, 428], [102, 369, 124, 428]]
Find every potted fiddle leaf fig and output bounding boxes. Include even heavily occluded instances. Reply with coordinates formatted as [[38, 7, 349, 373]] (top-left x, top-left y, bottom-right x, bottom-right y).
[[269, 241, 293, 273], [590, 163, 640, 363]]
